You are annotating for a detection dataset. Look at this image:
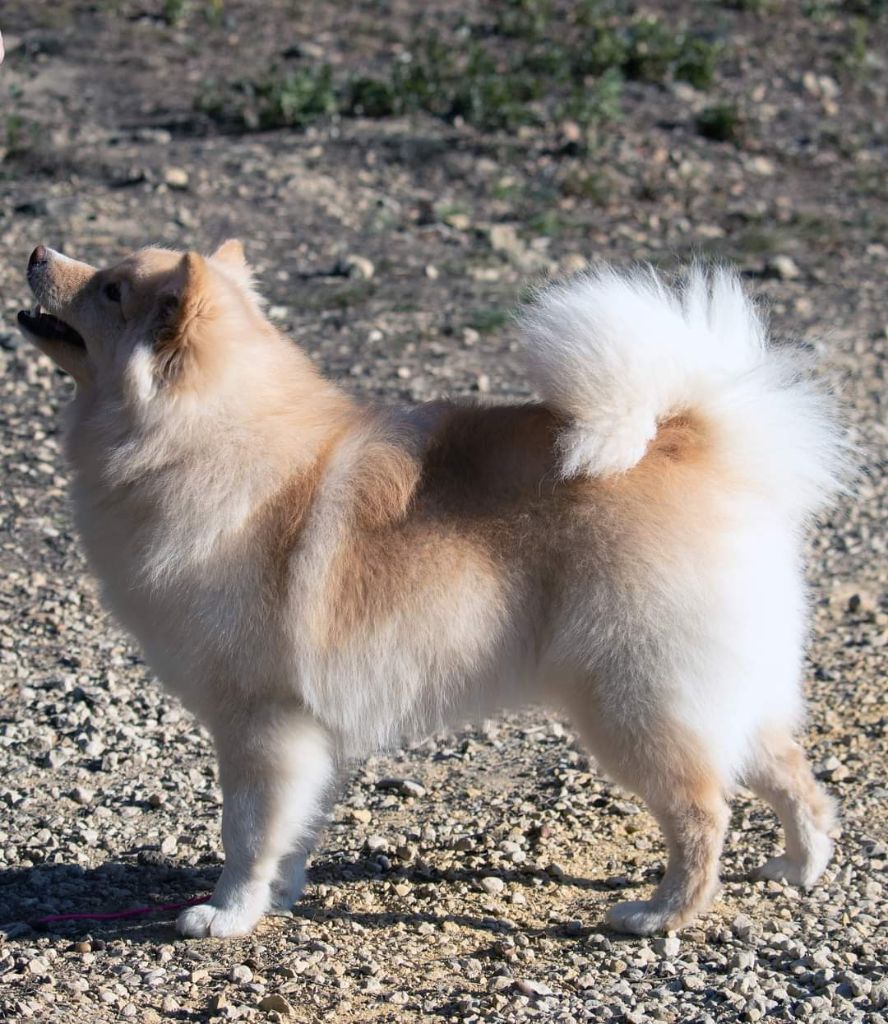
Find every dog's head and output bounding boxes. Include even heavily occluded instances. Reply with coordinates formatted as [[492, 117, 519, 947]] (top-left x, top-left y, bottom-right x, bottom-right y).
[[18, 240, 263, 402]]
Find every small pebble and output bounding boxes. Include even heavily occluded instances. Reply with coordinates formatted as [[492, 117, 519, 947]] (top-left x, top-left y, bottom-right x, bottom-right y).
[[652, 936, 681, 958], [163, 168, 189, 190], [258, 993, 295, 1016]]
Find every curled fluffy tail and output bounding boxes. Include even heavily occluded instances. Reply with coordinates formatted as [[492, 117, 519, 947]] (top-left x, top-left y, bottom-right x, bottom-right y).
[[519, 265, 850, 520]]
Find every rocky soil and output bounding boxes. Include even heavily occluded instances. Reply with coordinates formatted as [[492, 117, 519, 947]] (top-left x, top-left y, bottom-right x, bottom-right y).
[[0, 2, 885, 1022]]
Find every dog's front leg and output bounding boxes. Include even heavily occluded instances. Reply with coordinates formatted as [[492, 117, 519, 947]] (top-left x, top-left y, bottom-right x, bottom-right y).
[[177, 706, 334, 938]]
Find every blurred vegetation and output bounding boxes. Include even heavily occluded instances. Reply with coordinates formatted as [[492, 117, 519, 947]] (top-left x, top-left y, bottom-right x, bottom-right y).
[[162, 0, 224, 24], [696, 102, 744, 143], [0, 84, 38, 161], [199, 0, 725, 141]]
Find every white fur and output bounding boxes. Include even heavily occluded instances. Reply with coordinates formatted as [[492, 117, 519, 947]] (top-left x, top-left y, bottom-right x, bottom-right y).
[[519, 265, 849, 515]]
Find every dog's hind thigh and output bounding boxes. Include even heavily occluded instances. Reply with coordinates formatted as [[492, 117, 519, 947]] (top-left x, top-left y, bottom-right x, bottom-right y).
[[744, 730, 836, 888], [177, 707, 334, 938]]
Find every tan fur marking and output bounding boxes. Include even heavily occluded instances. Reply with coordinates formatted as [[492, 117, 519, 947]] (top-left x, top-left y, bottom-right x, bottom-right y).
[[258, 456, 329, 606], [154, 253, 215, 382], [748, 729, 838, 838], [305, 405, 724, 651]]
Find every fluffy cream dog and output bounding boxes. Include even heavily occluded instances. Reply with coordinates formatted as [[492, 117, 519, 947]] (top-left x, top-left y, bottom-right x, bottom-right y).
[[19, 241, 848, 938]]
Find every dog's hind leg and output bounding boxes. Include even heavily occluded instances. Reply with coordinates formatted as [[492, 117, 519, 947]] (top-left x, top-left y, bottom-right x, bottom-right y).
[[177, 706, 334, 938], [605, 763, 730, 935], [744, 730, 836, 888], [570, 701, 730, 935]]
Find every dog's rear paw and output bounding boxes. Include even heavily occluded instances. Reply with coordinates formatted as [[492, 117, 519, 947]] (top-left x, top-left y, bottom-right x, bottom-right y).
[[176, 902, 260, 938], [606, 899, 681, 936], [754, 839, 832, 889], [755, 854, 801, 884]]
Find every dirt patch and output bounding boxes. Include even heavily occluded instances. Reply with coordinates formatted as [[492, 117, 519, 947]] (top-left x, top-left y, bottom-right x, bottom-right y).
[[0, 2, 885, 1022]]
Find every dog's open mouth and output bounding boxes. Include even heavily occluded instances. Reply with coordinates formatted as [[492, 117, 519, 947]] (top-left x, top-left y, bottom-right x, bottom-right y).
[[17, 305, 86, 347]]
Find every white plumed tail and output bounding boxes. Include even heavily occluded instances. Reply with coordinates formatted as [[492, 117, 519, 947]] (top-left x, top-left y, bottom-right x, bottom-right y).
[[519, 265, 850, 521]]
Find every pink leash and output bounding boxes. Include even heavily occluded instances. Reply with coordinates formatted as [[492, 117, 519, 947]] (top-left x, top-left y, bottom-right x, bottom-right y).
[[31, 894, 208, 927]]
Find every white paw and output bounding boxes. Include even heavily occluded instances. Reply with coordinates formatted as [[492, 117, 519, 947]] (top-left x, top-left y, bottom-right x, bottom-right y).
[[272, 858, 306, 910], [755, 835, 832, 889], [756, 854, 802, 884], [176, 902, 261, 938], [606, 899, 677, 936]]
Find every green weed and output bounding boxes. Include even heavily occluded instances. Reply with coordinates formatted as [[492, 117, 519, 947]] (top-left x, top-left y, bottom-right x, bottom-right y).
[[162, 0, 188, 24], [674, 37, 723, 89], [527, 209, 565, 237], [2, 109, 39, 160], [841, 16, 875, 75], [202, 4, 725, 140], [696, 102, 742, 143], [558, 167, 613, 204], [161, 0, 225, 25], [201, 65, 337, 130], [718, 0, 775, 12], [468, 307, 512, 334]]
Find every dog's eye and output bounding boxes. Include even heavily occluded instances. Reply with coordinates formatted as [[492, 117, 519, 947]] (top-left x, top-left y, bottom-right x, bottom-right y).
[[103, 281, 122, 303]]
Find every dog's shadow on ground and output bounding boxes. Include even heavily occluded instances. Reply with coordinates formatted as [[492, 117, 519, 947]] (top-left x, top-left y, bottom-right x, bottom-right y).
[[0, 857, 219, 943], [0, 854, 644, 945]]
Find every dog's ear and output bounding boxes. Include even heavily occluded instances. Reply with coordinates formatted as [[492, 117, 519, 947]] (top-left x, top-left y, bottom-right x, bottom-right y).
[[210, 239, 250, 282], [153, 252, 213, 381]]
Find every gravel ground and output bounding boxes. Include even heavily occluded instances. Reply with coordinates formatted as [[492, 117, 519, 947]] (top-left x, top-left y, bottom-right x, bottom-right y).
[[0, 2, 885, 1022]]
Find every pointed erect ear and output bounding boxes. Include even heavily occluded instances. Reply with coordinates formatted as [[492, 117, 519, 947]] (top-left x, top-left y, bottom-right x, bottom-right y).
[[210, 239, 250, 280], [153, 252, 212, 381]]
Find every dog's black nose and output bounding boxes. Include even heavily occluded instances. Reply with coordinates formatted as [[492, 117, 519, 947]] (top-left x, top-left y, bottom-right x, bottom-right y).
[[29, 245, 47, 270]]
